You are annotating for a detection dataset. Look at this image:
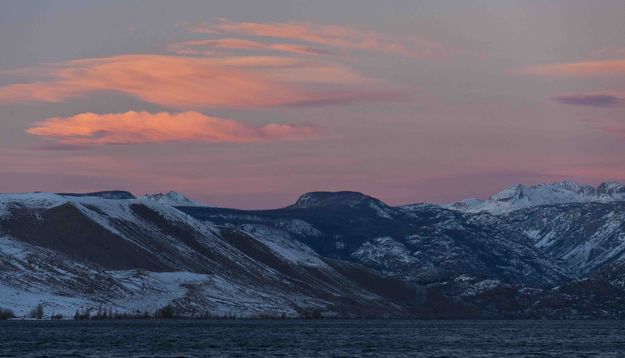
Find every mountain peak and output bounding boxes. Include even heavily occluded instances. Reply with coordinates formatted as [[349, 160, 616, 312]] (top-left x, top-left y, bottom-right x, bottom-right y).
[[289, 191, 392, 217], [489, 184, 526, 202], [596, 182, 625, 195], [139, 191, 205, 207], [445, 180, 625, 214], [291, 191, 379, 208]]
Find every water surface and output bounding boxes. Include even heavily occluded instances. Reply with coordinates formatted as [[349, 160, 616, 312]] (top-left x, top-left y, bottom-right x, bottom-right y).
[[1, 320, 624, 357]]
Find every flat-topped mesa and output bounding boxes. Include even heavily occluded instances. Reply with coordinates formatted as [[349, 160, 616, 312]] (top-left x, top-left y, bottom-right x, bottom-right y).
[[138, 191, 205, 207], [288, 191, 394, 219], [56, 190, 136, 200], [445, 181, 625, 214], [290, 191, 387, 209]]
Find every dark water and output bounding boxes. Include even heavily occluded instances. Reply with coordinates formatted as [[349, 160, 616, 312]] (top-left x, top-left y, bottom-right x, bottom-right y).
[[1, 320, 625, 357]]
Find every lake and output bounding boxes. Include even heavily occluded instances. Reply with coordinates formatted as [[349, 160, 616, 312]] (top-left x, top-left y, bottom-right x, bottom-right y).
[[1, 320, 625, 357]]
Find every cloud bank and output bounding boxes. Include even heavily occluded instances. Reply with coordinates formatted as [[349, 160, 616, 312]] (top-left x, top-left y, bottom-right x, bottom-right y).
[[3, 19, 417, 150], [189, 18, 447, 59], [552, 94, 624, 107], [524, 59, 625, 76], [0, 55, 396, 109], [27, 111, 321, 148], [169, 38, 334, 56]]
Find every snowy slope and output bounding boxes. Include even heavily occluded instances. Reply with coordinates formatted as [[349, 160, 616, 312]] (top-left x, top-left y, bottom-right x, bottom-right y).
[[0, 192, 409, 318], [444, 181, 625, 214], [502, 201, 625, 275], [5, 188, 625, 318], [183, 195, 570, 287], [139, 191, 206, 207]]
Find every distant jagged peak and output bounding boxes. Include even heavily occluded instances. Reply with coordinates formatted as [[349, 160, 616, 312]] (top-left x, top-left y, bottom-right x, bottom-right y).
[[491, 181, 596, 201], [138, 191, 206, 207], [596, 181, 625, 196], [445, 180, 625, 214], [445, 197, 484, 211], [289, 191, 393, 218]]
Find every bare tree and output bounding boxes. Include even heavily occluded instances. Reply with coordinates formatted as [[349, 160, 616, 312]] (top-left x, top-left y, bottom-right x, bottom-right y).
[[29, 304, 44, 319]]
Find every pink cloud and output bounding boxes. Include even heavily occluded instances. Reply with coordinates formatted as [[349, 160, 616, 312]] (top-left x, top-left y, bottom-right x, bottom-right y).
[[169, 38, 334, 56], [0, 54, 398, 109], [552, 93, 625, 107], [523, 59, 625, 76], [27, 111, 321, 148], [190, 19, 447, 59]]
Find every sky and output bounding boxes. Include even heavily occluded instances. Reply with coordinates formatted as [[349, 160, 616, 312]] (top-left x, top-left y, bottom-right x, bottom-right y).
[[1, 0, 625, 208]]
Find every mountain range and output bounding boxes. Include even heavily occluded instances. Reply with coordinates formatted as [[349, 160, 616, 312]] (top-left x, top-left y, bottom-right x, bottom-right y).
[[2, 181, 625, 319], [444, 181, 625, 214]]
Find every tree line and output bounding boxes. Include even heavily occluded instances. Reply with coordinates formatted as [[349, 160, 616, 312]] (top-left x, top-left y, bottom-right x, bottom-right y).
[[1, 303, 324, 320]]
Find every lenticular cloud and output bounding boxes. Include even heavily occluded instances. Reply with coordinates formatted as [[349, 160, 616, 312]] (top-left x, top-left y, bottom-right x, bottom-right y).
[[27, 111, 321, 148]]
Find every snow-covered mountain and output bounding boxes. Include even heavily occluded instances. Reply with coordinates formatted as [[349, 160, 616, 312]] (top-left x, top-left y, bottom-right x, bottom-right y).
[[445, 181, 625, 214], [5, 188, 625, 319], [183, 192, 569, 287], [139, 191, 206, 207], [289, 191, 394, 218], [180, 190, 625, 318], [0, 192, 412, 318], [502, 201, 625, 275], [56, 190, 136, 200]]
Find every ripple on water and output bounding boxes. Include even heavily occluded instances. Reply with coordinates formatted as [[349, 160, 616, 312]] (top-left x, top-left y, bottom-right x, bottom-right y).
[[1, 320, 625, 357]]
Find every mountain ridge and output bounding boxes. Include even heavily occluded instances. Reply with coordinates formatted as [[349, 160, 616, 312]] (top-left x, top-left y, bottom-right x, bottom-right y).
[[444, 180, 625, 214], [24, 179, 625, 215], [138, 191, 206, 207], [4, 183, 625, 319]]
